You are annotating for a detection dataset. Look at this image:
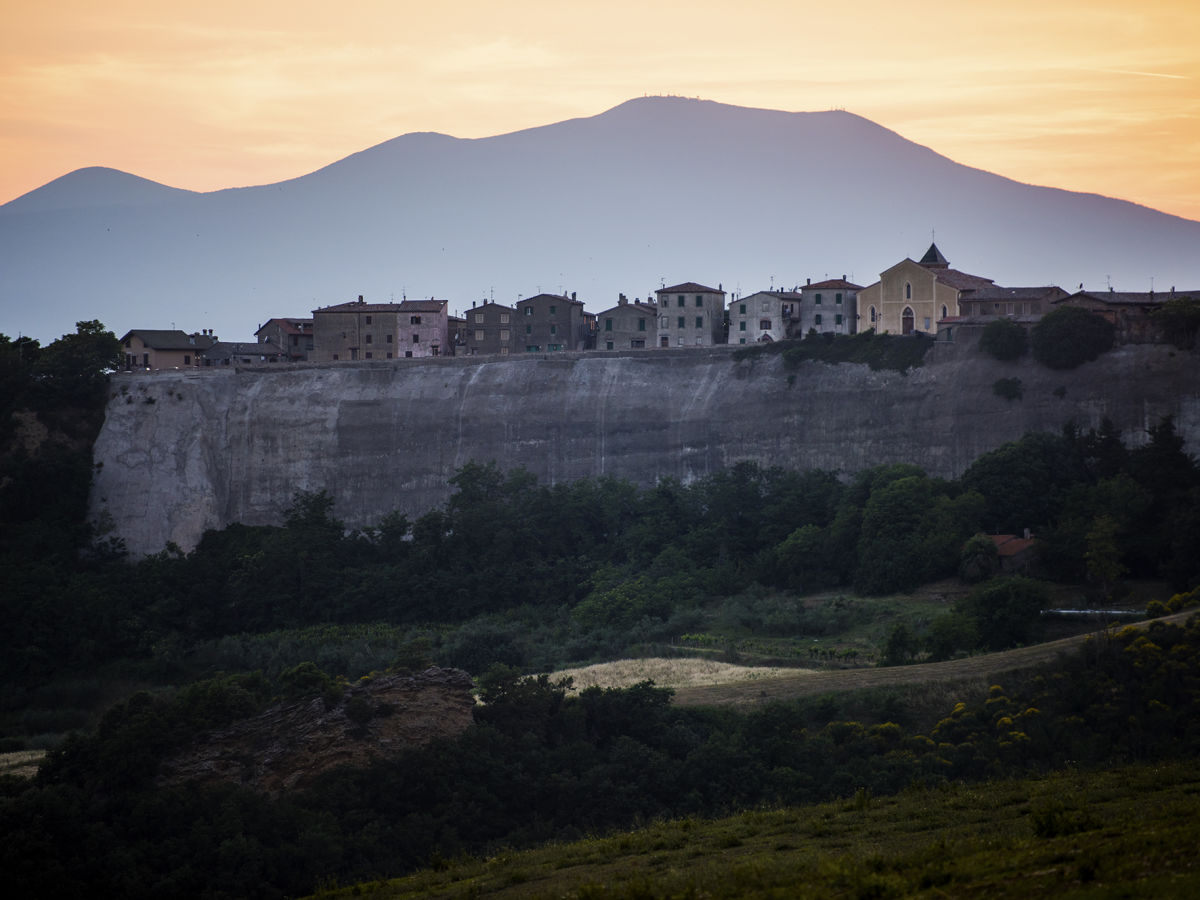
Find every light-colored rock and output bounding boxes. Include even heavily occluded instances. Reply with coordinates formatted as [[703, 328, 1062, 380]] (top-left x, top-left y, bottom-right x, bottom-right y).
[[91, 344, 1200, 556]]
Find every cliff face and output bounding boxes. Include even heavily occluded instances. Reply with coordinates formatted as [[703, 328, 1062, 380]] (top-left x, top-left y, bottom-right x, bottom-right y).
[[91, 343, 1200, 556], [158, 667, 475, 793]]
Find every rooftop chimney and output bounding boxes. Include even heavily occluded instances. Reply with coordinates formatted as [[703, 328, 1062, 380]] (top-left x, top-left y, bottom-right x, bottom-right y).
[[807, 277, 811, 285]]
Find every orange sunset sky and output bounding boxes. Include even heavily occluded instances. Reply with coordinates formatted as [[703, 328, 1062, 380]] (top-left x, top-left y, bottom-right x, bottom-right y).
[[3, 0, 1199, 220]]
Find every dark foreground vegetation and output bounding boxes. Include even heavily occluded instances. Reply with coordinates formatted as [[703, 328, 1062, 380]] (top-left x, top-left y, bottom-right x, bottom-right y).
[[319, 760, 1200, 899], [4, 613, 1200, 898], [4, 322, 1200, 898]]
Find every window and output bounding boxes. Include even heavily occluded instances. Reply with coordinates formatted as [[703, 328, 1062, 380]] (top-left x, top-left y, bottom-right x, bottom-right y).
[[526, 345, 540, 352], [836, 293, 843, 304], [695, 295, 703, 307], [761, 300, 770, 312], [905, 282, 912, 300], [386, 334, 393, 343], [739, 338, 746, 344], [605, 319, 613, 331], [695, 337, 703, 345], [499, 329, 510, 341], [525, 324, 532, 335], [386, 352, 392, 359], [365, 351, 373, 359], [759, 319, 771, 330], [661, 316, 669, 329], [474, 329, 485, 341], [739, 321, 747, 331], [695, 316, 703, 328], [525, 307, 532, 316], [941, 305, 948, 320], [410, 315, 421, 325], [637, 318, 646, 331], [835, 314, 843, 325], [677, 316, 685, 328], [365, 334, 373, 344], [870, 306, 877, 323], [739, 303, 746, 314], [606, 341, 614, 350], [924, 317, 931, 330], [677, 295, 685, 307], [549, 306, 557, 315], [412, 334, 420, 343], [405, 350, 412, 357], [499, 313, 509, 324], [815, 314, 822, 325], [365, 315, 372, 324], [550, 325, 557, 335], [500, 347, 509, 355], [184, 354, 191, 366], [815, 293, 822, 305], [631, 339, 645, 349], [332, 353, 339, 360], [474, 313, 484, 324]]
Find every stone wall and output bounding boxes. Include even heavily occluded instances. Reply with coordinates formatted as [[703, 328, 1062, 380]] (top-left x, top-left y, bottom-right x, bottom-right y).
[[91, 343, 1200, 556]]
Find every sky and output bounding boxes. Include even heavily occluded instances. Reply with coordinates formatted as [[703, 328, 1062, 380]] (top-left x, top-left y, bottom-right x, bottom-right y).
[[2, 1, 1199, 220]]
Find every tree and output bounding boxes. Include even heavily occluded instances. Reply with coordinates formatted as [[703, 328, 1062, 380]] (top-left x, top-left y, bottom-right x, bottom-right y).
[[32, 320, 121, 405], [956, 576, 1049, 650], [1152, 295, 1200, 349], [1031, 306, 1115, 369], [979, 318, 1028, 360]]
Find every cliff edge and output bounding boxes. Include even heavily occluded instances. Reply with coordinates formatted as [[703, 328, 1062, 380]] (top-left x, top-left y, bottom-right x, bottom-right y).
[[91, 344, 1200, 556]]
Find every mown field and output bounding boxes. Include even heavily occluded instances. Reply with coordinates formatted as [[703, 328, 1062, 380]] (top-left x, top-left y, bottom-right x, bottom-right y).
[[308, 760, 1200, 899]]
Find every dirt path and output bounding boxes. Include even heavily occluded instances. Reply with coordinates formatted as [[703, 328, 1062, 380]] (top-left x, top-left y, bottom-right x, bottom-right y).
[[672, 610, 1195, 707]]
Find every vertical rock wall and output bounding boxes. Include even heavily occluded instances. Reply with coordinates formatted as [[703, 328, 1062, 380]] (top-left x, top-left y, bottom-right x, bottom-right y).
[[90, 345, 1200, 556]]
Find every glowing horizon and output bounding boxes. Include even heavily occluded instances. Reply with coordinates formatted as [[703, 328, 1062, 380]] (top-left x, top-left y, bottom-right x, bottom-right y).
[[3, 1, 1199, 220]]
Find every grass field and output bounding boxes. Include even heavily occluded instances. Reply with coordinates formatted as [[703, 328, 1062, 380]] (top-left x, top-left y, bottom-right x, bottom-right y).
[[309, 760, 1200, 899], [550, 657, 816, 692]]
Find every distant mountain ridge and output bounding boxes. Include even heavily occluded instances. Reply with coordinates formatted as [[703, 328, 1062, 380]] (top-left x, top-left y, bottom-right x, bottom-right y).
[[3, 97, 1199, 342]]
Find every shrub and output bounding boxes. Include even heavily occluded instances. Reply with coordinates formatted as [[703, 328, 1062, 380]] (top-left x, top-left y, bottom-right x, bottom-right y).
[[979, 318, 1028, 360], [1031, 307, 1115, 369], [992, 377, 1023, 401]]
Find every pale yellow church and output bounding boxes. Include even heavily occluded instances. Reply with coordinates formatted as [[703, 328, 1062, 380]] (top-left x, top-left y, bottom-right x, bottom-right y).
[[857, 243, 995, 334]]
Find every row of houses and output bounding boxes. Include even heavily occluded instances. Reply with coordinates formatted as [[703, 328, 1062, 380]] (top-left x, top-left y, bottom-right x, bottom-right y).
[[118, 243, 1195, 370]]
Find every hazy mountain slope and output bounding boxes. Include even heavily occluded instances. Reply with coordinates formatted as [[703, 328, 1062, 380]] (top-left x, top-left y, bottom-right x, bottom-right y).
[[3, 97, 1199, 342]]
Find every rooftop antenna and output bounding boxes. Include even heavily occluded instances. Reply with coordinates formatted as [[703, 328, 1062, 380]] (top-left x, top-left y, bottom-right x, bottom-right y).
[[1105, 275, 1111, 291], [1150, 276, 1156, 292], [770, 274, 775, 290]]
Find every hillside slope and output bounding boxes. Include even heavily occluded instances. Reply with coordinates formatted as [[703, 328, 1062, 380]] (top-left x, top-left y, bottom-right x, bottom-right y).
[[5, 96, 1200, 343]]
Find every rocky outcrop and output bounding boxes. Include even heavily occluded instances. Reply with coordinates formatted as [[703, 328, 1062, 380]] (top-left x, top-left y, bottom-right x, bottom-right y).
[[91, 343, 1200, 556], [158, 667, 475, 793]]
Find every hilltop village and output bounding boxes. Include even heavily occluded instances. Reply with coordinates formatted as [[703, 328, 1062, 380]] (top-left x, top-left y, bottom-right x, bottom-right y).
[[117, 243, 1193, 370]]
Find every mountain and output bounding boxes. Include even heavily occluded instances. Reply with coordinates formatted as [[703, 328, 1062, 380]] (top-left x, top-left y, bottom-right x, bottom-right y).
[[3, 97, 1200, 343]]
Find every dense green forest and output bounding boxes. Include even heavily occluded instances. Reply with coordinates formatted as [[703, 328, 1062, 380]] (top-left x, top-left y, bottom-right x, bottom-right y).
[[4, 323, 1200, 897]]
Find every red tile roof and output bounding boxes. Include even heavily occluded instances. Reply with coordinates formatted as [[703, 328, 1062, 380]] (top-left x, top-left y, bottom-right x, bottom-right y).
[[658, 282, 724, 295], [989, 534, 1036, 557], [804, 279, 864, 291]]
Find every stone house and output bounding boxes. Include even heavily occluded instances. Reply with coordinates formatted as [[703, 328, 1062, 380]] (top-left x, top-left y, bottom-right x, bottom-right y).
[[655, 282, 727, 348], [956, 286, 1068, 320], [204, 341, 285, 366], [255, 318, 314, 362], [857, 243, 994, 334], [310, 297, 403, 362], [119, 329, 215, 370], [595, 295, 658, 350], [1052, 289, 1199, 344], [462, 301, 519, 356], [729, 290, 801, 344], [397, 299, 450, 358], [798, 278, 863, 336], [515, 292, 593, 352]]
